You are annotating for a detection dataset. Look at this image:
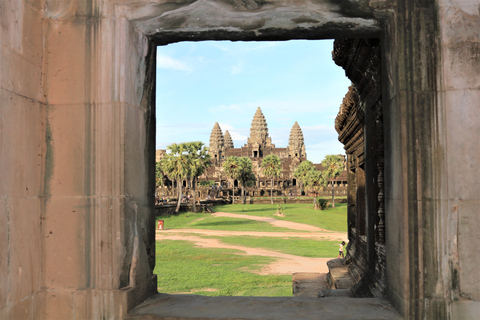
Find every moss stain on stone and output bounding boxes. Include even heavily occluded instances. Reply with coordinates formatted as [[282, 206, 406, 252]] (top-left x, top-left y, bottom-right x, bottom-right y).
[[43, 113, 54, 201]]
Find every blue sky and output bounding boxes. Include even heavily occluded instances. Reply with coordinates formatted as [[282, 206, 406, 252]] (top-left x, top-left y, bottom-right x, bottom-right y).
[[156, 40, 350, 164]]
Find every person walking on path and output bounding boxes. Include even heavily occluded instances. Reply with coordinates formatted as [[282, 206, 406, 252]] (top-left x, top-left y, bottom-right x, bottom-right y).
[[337, 241, 346, 258]]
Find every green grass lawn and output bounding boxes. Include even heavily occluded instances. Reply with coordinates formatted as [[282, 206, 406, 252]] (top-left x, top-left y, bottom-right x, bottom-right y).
[[154, 203, 347, 297], [213, 203, 348, 232], [158, 213, 298, 232], [210, 236, 339, 258], [155, 240, 292, 296]]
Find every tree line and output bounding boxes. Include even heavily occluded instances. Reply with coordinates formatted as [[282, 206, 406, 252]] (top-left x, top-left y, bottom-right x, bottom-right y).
[[156, 141, 211, 213], [156, 142, 344, 212]]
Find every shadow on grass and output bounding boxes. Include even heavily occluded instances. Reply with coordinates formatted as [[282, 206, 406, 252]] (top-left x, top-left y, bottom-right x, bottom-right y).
[[193, 220, 258, 227], [213, 206, 275, 213]]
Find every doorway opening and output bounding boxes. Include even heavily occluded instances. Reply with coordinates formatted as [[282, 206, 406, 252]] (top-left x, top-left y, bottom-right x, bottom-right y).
[[154, 39, 353, 297]]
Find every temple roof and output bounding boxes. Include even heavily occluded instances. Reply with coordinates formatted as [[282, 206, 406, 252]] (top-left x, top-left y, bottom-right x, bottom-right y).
[[209, 122, 224, 151], [224, 130, 234, 149], [248, 107, 269, 146]]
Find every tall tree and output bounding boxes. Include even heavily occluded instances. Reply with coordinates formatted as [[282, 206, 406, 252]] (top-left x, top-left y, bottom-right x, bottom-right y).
[[237, 157, 256, 204], [185, 141, 211, 212], [223, 156, 241, 204], [155, 161, 167, 197], [293, 160, 315, 195], [304, 170, 326, 209], [162, 143, 192, 213], [261, 154, 282, 204], [223, 156, 256, 204], [321, 155, 344, 208]]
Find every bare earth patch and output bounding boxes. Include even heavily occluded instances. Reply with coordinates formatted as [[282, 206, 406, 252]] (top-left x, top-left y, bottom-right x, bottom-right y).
[[172, 288, 220, 294], [156, 234, 331, 274], [156, 212, 347, 276], [213, 212, 329, 232], [159, 229, 346, 241]]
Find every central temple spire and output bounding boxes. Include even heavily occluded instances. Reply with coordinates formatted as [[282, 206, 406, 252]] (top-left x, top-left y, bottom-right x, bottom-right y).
[[247, 107, 272, 147]]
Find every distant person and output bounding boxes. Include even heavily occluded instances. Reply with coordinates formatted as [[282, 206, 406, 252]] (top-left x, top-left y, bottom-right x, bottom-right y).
[[338, 241, 346, 258]]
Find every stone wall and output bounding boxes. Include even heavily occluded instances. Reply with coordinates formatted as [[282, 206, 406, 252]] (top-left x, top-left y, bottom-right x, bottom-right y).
[[1, 1, 158, 318], [0, 1, 46, 318], [1, 0, 480, 319], [334, 38, 385, 298]]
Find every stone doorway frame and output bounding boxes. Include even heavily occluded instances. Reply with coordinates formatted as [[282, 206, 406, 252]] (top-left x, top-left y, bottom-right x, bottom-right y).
[[131, 2, 446, 317], [6, 1, 467, 319], [116, 2, 385, 311]]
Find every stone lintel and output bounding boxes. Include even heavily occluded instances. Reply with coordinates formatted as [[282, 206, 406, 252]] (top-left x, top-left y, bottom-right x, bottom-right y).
[[122, 1, 381, 44]]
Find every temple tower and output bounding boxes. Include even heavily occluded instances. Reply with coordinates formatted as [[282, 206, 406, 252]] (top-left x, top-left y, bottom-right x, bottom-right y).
[[247, 107, 273, 147], [246, 107, 273, 157], [209, 122, 224, 163], [224, 130, 234, 149], [288, 121, 306, 158]]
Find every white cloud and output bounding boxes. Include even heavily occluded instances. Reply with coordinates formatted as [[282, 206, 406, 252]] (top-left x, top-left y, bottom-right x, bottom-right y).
[[218, 123, 235, 131], [229, 131, 248, 142], [157, 53, 191, 71], [218, 122, 249, 143]]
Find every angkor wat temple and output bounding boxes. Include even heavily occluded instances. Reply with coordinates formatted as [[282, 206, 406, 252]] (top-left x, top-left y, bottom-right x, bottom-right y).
[[157, 106, 347, 199]]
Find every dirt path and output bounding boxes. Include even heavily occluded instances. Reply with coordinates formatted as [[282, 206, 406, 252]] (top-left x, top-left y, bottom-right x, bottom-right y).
[[155, 234, 331, 274], [159, 229, 346, 241], [156, 212, 347, 276], [213, 212, 329, 232]]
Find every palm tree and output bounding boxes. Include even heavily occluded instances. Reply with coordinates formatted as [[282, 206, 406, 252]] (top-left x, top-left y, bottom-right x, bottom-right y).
[[321, 155, 344, 208], [261, 154, 282, 204], [223, 156, 240, 204], [293, 160, 315, 196], [185, 141, 211, 212], [237, 157, 256, 204], [163, 143, 192, 213], [155, 161, 167, 197], [304, 170, 326, 209]]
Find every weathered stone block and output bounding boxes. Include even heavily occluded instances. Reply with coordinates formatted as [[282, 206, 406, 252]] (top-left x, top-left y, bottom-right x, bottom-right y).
[[384, 93, 404, 202], [43, 198, 87, 290], [7, 198, 42, 304], [385, 199, 407, 311], [0, 89, 46, 198], [72, 289, 90, 320], [42, 291, 74, 320], [7, 295, 33, 320], [444, 89, 480, 201], [0, 1, 44, 101], [0, 198, 7, 308], [91, 197, 126, 291], [457, 200, 480, 300], [46, 103, 87, 197], [439, 5, 480, 90], [451, 300, 480, 320], [44, 20, 87, 105], [94, 102, 125, 196]]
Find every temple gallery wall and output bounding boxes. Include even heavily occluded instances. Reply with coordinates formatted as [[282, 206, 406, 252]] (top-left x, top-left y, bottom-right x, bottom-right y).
[[156, 107, 348, 199], [1, 0, 480, 319]]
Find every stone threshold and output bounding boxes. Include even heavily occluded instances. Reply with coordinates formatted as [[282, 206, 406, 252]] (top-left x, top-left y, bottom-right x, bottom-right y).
[[127, 293, 402, 320]]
